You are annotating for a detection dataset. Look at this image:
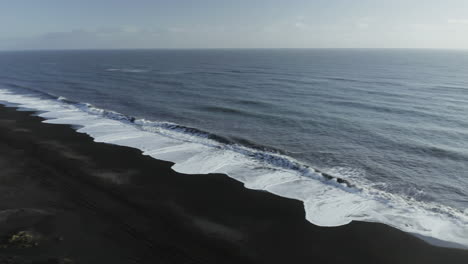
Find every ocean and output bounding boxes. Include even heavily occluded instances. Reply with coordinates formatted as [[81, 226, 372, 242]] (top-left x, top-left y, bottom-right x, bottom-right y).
[[0, 49, 467, 247]]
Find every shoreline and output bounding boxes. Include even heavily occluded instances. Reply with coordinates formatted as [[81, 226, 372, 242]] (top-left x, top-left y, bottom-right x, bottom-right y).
[[0, 104, 467, 263], [1, 87, 467, 248]]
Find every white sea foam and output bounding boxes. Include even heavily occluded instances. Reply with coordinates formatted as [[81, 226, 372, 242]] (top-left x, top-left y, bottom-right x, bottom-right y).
[[1, 87, 467, 249]]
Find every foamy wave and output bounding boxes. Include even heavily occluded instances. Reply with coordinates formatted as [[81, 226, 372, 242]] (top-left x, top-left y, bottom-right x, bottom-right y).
[[1, 87, 467, 249]]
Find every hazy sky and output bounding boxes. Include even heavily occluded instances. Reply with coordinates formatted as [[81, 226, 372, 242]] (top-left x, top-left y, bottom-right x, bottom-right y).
[[1, 0, 468, 50]]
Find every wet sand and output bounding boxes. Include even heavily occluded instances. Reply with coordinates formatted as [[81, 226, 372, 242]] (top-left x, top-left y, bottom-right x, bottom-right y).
[[0, 105, 467, 264]]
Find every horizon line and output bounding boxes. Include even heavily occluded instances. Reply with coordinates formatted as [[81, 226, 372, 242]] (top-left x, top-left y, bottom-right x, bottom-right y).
[[2, 47, 468, 52]]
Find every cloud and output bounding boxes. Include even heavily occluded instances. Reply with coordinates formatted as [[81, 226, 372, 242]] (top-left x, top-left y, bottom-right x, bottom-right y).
[[294, 21, 307, 29], [0, 26, 235, 50], [292, 15, 310, 30], [355, 17, 373, 30], [31, 30, 102, 49], [447, 19, 468, 25], [121, 25, 141, 33], [166, 27, 187, 33], [2, 28, 161, 50], [409, 23, 436, 31], [356, 23, 370, 30]]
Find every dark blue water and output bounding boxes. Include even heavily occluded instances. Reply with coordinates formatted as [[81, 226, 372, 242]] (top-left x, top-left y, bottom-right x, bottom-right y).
[[1, 49, 468, 246]]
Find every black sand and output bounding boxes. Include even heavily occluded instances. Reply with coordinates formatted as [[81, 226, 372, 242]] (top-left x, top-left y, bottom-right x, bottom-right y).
[[0, 105, 467, 264]]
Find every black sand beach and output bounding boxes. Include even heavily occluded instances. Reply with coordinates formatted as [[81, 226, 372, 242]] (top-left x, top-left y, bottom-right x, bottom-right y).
[[0, 104, 467, 264]]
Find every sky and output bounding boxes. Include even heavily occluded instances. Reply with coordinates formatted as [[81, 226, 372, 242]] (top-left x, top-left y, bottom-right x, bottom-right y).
[[1, 0, 468, 50]]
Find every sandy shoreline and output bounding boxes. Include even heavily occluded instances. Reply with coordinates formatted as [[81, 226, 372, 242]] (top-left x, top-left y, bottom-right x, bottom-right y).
[[0, 104, 467, 264]]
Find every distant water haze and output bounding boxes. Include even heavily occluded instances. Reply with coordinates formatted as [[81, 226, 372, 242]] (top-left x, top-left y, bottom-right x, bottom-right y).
[[0, 49, 467, 248]]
